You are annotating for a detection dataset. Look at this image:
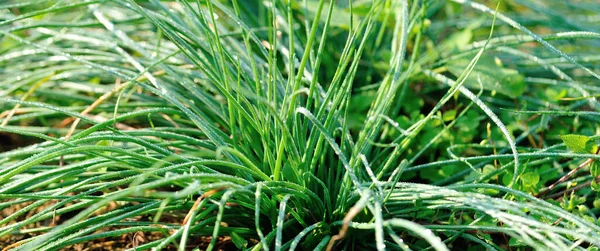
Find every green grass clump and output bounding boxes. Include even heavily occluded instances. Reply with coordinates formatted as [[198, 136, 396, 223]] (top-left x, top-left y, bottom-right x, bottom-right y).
[[1, 0, 600, 250]]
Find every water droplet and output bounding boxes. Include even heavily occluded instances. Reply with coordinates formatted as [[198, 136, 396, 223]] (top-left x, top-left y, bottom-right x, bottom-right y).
[[423, 229, 434, 236], [16, 76, 22, 81]]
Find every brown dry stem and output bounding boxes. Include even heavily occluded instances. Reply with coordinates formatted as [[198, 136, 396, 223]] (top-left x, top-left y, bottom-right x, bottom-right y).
[[182, 187, 228, 226]]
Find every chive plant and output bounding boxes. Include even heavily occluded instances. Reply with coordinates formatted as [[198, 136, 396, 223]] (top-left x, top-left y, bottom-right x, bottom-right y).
[[1, 0, 600, 250]]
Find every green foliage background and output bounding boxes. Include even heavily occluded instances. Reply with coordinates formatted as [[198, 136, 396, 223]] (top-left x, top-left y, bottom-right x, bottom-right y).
[[1, 0, 600, 250]]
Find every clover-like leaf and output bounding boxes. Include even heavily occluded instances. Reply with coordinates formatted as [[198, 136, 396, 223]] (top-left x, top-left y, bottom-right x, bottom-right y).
[[560, 134, 591, 154], [446, 55, 525, 98]]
